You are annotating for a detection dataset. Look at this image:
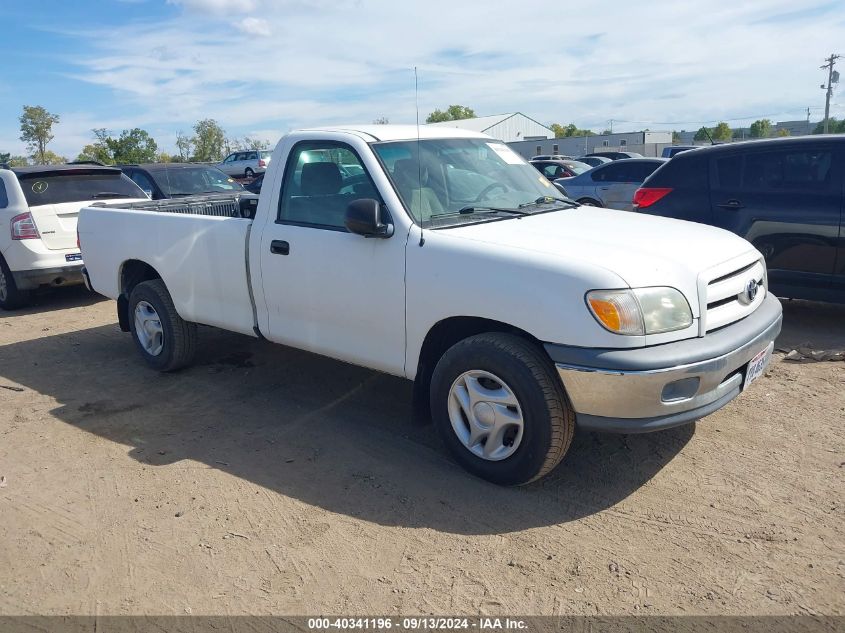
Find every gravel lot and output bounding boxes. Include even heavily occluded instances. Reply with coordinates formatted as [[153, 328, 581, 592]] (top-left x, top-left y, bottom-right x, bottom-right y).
[[0, 288, 843, 616]]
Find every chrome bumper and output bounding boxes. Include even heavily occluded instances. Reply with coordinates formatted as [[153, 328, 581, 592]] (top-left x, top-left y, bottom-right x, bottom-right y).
[[548, 294, 782, 433]]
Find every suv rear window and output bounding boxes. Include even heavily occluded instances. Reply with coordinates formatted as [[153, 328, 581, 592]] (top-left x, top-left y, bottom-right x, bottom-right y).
[[647, 154, 708, 189], [16, 170, 144, 206]]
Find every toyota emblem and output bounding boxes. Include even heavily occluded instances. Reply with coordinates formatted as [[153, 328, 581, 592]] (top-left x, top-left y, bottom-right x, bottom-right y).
[[740, 279, 759, 305]]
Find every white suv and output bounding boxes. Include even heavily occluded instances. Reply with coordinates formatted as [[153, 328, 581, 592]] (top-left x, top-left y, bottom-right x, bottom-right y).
[[218, 150, 272, 178], [0, 164, 147, 309]]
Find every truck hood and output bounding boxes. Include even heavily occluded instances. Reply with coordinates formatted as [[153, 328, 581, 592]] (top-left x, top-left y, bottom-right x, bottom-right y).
[[445, 207, 761, 314]]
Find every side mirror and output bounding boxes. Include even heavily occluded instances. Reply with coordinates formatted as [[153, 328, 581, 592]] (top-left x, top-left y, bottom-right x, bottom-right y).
[[345, 198, 393, 238]]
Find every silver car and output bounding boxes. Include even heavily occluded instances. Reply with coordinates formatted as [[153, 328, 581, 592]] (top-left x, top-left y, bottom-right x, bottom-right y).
[[555, 158, 666, 211], [218, 150, 273, 178]]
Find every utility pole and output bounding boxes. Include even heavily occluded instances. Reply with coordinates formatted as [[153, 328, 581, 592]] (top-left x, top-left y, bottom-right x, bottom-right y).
[[820, 53, 840, 134]]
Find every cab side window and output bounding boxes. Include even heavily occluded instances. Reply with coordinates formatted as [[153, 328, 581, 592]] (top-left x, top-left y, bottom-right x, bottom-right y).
[[0, 178, 7, 208], [743, 149, 832, 191], [278, 141, 383, 230]]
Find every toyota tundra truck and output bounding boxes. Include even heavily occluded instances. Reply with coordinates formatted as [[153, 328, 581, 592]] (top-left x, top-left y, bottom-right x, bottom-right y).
[[77, 125, 782, 485]]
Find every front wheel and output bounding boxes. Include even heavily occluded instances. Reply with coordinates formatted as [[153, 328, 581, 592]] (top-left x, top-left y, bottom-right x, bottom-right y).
[[430, 333, 575, 485], [128, 279, 197, 371], [577, 198, 601, 207], [0, 255, 31, 311], [244, 167, 255, 178]]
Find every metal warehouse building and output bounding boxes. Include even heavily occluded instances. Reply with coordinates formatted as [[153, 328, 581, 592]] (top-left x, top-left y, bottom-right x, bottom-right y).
[[427, 113, 554, 143], [508, 130, 673, 159]]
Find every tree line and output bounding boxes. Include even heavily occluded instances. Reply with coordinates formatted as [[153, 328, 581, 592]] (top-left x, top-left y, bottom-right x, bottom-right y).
[[1, 105, 271, 167], [6, 104, 845, 167]]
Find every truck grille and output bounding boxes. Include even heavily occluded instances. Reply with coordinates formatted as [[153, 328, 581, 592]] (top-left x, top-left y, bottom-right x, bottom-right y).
[[703, 259, 766, 333]]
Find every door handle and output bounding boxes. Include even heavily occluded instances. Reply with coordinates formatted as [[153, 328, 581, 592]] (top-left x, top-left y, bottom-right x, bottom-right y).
[[717, 199, 744, 210], [270, 240, 289, 255]]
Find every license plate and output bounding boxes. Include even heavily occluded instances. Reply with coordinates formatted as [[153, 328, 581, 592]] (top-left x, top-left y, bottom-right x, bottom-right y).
[[65, 253, 82, 262], [744, 342, 774, 390]]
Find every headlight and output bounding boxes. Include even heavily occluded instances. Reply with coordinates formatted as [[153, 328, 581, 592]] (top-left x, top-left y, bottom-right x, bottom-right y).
[[586, 287, 693, 336]]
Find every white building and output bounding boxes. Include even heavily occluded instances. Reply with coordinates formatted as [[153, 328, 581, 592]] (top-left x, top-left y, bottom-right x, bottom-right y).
[[509, 130, 673, 159], [427, 113, 553, 143]]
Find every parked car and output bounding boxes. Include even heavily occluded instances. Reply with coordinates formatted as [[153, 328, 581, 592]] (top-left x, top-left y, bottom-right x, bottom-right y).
[[662, 145, 699, 158], [531, 154, 573, 161], [530, 159, 592, 180], [79, 125, 781, 486], [576, 155, 612, 168], [584, 151, 644, 161], [120, 163, 244, 199], [243, 173, 264, 194], [218, 150, 272, 178], [555, 158, 666, 210], [634, 136, 845, 303], [0, 164, 147, 309]]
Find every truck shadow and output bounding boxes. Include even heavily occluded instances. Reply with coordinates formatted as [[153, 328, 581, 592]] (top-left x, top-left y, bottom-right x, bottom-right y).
[[0, 323, 693, 535], [776, 298, 845, 351]]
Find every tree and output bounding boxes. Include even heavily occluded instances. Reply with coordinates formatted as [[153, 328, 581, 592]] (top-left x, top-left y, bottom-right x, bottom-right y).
[[157, 152, 175, 163], [192, 119, 226, 162], [425, 105, 476, 123], [373, 116, 389, 125], [693, 126, 711, 141], [175, 131, 193, 161], [776, 128, 790, 137], [672, 131, 682, 143], [550, 123, 594, 138], [712, 122, 732, 141], [76, 129, 114, 164], [7, 155, 29, 167], [39, 150, 67, 165], [19, 105, 60, 164], [813, 118, 845, 134], [107, 128, 158, 164], [0, 153, 28, 167], [749, 119, 772, 138]]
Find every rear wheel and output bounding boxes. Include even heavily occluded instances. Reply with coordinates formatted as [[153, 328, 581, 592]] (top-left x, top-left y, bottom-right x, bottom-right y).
[[245, 167, 254, 178], [430, 333, 575, 486], [577, 198, 601, 207], [128, 279, 197, 371], [0, 255, 31, 310]]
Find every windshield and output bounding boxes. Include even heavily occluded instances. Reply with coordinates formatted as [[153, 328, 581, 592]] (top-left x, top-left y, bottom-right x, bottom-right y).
[[152, 167, 244, 196], [372, 138, 568, 227], [17, 170, 145, 206]]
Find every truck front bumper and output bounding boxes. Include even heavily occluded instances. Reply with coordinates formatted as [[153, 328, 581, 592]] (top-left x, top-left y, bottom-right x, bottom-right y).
[[545, 293, 782, 433]]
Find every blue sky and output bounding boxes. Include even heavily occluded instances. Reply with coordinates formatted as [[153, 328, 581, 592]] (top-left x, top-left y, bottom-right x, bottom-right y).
[[1, 0, 844, 158]]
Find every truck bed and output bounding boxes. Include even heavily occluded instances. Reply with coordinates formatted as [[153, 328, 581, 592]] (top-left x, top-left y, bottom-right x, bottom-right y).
[[97, 192, 259, 219], [79, 198, 259, 337]]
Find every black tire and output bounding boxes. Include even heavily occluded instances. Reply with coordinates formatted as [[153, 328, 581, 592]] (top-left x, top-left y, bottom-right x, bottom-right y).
[[430, 333, 575, 486], [577, 198, 602, 207], [0, 255, 31, 310], [244, 168, 254, 178], [128, 279, 197, 371]]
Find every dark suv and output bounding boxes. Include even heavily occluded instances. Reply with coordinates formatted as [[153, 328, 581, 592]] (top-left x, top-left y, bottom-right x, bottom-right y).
[[633, 136, 844, 303]]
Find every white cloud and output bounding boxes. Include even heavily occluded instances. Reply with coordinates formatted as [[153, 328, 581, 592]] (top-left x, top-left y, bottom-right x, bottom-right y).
[[235, 17, 271, 37]]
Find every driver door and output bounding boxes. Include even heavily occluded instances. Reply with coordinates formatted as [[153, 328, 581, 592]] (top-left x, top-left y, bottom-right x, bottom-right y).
[[258, 140, 407, 375]]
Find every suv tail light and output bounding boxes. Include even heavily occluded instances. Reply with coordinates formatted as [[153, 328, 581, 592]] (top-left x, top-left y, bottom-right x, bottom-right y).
[[633, 187, 673, 209], [11, 212, 40, 240], [258, 159, 267, 168]]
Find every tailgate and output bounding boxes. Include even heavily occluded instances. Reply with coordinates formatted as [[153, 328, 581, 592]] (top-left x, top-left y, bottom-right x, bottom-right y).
[[28, 202, 84, 250]]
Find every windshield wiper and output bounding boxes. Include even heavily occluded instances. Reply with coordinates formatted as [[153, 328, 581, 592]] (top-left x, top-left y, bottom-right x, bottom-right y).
[[518, 196, 578, 209], [457, 205, 530, 216], [91, 192, 137, 199]]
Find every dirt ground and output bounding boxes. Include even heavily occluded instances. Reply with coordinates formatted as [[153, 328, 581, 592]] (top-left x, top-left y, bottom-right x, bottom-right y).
[[0, 287, 842, 617]]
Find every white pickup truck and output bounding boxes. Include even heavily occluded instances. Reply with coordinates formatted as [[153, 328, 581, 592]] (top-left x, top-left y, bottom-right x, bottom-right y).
[[78, 125, 782, 485]]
